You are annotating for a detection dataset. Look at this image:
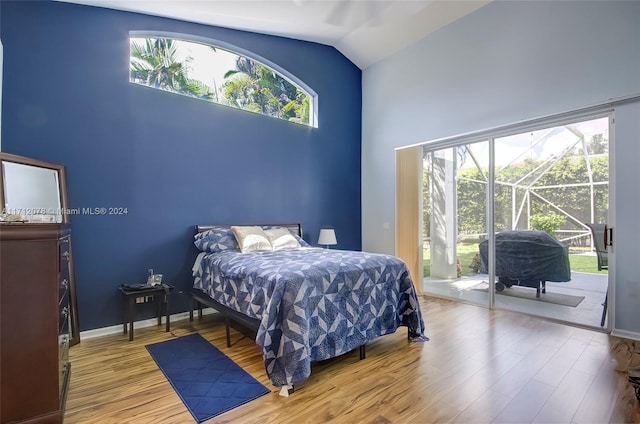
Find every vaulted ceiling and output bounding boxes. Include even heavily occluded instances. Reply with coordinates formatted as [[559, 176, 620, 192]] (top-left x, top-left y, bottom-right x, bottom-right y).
[[57, 0, 491, 69]]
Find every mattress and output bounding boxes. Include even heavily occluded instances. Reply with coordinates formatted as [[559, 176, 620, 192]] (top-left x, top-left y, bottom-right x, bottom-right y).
[[193, 247, 427, 386]]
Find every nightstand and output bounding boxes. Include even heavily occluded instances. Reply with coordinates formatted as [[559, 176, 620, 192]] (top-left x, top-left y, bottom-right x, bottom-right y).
[[119, 284, 173, 341]]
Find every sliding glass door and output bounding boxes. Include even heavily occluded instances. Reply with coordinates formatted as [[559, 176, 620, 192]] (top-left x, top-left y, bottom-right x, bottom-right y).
[[421, 115, 611, 329], [491, 117, 610, 327], [422, 140, 492, 306]]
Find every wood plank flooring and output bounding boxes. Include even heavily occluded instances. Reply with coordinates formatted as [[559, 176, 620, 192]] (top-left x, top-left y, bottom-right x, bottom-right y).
[[64, 297, 640, 423]]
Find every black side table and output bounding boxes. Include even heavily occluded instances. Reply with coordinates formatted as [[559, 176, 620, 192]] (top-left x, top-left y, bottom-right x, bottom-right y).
[[119, 284, 173, 341]]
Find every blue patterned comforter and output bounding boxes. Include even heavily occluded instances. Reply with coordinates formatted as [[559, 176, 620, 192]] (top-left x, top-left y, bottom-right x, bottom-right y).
[[193, 247, 426, 387]]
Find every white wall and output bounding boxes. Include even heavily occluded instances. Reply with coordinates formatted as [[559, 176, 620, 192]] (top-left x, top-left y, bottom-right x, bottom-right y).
[[610, 101, 640, 338], [362, 1, 640, 337]]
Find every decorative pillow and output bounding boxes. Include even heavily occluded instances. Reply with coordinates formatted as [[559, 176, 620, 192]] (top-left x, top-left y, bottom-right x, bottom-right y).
[[264, 228, 301, 251], [231, 226, 272, 253], [193, 227, 239, 253], [262, 226, 311, 247]]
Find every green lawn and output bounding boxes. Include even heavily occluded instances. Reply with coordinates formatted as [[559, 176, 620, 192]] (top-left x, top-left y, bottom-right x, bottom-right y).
[[568, 254, 608, 274], [423, 243, 606, 277]]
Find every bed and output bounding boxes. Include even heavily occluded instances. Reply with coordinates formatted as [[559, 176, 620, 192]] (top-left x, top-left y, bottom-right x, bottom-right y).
[[191, 223, 427, 392]]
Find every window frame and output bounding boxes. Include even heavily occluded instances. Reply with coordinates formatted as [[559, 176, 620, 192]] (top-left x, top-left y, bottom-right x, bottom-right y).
[[129, 31, 318, 128]]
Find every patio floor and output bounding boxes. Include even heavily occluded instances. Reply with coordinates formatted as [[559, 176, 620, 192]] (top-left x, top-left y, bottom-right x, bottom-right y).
[[423, 271, 608, 329]]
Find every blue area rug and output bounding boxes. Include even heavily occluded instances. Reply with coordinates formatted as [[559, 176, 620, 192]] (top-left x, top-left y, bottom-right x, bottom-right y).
[[146, 333, 270, 423]]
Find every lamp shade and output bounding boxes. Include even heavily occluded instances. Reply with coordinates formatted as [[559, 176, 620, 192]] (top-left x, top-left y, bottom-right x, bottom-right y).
[[317, 228, 337, 246]]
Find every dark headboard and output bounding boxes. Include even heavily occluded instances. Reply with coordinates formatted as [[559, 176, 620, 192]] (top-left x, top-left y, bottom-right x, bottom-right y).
[[195, 223, 303, 238]]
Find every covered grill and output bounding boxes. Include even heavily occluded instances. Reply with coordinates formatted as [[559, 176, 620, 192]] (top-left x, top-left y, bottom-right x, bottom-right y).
[[479, 230, 571, 296]]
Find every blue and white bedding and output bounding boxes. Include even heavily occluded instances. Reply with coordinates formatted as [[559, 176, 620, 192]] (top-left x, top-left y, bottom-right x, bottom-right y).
[[193, 246, 427, 387]]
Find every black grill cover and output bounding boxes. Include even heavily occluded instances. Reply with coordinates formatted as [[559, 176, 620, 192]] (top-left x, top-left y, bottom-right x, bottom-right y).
[[479, 230, 571, 282]]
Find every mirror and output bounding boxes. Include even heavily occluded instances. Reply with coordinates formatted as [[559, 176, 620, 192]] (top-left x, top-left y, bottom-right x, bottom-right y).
[[2, 162, 63, 222], [0, 153, 68, 223], [0, 152, 80, 346]]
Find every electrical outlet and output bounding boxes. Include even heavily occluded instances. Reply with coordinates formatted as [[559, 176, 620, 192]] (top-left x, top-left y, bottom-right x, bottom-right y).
[[136, 297, 144, 304], [145, 295, 153, 302]]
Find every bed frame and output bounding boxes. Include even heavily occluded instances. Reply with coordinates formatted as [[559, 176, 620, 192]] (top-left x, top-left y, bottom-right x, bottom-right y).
[[189, 223, 367, 360]]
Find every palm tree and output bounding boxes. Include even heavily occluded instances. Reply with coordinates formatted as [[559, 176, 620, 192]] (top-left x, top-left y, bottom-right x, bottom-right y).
[[130, 38, 212, 99], [222, 57, 304, 121]]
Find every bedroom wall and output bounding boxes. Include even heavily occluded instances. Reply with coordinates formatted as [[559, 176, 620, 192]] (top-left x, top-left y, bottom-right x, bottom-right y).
[[0, 1, 362, 330], [362, 1, 640, 337], [1, 37, 3, 149]]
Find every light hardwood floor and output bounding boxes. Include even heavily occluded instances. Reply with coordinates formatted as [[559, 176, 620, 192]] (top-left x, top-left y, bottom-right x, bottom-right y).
[[65, 297, 640, 423]]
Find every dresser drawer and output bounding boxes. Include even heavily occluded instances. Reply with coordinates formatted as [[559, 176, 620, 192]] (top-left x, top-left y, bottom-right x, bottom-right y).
[[59, 303, 70, 335], [59, 333, 70, 363], [58, 235, 72, 336], [59, 236, 71, 280], [59, 333, 70, 396], [59, 279, 70, 332], [59, 277, 69, 304]]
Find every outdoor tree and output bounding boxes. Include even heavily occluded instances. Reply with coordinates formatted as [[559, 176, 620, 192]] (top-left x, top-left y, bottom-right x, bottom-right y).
[[588, 133, 608, 155], [129, 38, 213, 99], [130, 37, 311, 125], [453, 154, 608, 239], [530, 212, 566, 237], [222, 57, 308, 123]]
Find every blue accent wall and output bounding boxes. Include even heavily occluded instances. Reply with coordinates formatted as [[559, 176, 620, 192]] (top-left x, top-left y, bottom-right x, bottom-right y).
[[0, 1, 362, 330]]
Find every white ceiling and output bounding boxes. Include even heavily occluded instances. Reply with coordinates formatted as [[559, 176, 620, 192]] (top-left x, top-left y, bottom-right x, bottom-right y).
[[57, 0, 491, 69]]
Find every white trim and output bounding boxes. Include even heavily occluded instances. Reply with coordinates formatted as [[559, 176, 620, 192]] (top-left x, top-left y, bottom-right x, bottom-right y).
[[606, 113, 616, 333], [129, 30, 318, 128], [487, 138, 495, 308], [611, 329, 640, 342], [419, 110, 616, 331], [79, 308, 218, 340]]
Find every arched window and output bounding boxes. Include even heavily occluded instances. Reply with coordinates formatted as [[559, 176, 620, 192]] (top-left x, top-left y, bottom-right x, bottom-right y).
[[129, 32, 317, 127]]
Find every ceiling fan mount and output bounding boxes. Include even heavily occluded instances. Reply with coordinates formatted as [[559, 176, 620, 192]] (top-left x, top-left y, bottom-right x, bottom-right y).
[[294, 0, 396, 28]]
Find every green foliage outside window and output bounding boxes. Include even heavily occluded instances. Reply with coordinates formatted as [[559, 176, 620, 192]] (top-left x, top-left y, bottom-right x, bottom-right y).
[[130, 38, 215, 99], [221, 58, 310, 125], [129, 37, 313, 126], [423, 154, 608, 241], [530, 213, 566, 238]]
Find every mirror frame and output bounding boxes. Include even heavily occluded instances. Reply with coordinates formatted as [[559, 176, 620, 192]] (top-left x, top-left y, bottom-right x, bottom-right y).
[[0, 152, 80, 346], [0, 152, 69, 223]]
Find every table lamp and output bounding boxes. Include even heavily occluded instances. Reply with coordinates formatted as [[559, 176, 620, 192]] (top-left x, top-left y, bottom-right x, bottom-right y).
[[318, 228, 337, 249]]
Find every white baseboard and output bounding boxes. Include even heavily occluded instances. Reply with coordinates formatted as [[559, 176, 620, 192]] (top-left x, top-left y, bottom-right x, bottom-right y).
[[611, 328, 640, 342], [79, 308, 218, 340]]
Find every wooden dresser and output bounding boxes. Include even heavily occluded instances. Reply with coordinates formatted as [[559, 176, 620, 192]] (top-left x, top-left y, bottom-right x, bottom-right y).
[[0, 223, 72, 424]]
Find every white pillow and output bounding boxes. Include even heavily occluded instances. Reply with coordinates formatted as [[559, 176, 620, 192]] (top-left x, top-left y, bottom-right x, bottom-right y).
[[231, 226, 272, 253], [264, 228, 301, 251]]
